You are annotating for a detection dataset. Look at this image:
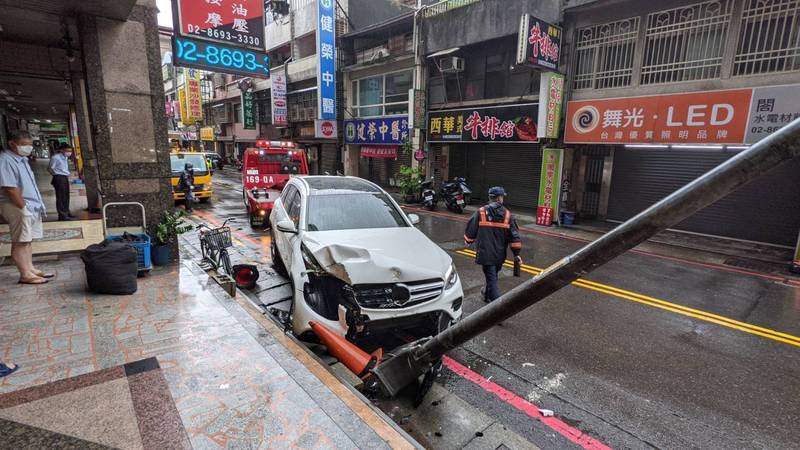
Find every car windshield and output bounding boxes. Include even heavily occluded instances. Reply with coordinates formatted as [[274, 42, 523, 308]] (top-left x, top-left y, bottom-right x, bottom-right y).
[[170, 154, 208, 176], [306, 193, 408, 231]]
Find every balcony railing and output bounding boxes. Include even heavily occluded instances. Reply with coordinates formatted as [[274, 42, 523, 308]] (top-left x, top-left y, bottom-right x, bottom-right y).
[[422, 0, 482, 18]]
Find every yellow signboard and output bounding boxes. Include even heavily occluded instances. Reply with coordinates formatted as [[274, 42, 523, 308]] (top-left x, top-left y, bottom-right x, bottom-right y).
[[200, 127, 215, 141], [178, 87, 189, 124], [178, 69, 204, 125]]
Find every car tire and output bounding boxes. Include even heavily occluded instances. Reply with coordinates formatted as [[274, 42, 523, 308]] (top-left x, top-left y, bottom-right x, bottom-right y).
[[270, 238, 288, 277], [199, 197, 210, 204]]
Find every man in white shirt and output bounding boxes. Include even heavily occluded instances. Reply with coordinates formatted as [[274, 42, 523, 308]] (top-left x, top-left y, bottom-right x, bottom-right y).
[[48, 143, 75, 221]]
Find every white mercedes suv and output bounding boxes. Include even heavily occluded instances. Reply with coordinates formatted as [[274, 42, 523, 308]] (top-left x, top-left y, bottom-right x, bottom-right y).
[[269, 176, 463, 340]]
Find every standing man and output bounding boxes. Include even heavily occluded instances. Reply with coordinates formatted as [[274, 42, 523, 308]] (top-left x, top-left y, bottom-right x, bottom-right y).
[[48, 143, 75, 221], [0, 130, 52, 284], [464, 187, 523, 303], [178, 162, 195, 212]]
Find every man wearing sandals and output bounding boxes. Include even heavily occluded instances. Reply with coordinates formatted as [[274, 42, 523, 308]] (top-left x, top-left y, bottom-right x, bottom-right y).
[[0, 130, 53, 285]]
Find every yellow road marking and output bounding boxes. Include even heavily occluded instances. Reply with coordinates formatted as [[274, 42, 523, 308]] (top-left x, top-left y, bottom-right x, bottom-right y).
[[456, 249, 800, 348]]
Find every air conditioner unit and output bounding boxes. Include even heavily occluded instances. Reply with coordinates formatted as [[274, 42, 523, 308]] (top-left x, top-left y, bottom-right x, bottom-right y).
[[440, 56, 464, 73]]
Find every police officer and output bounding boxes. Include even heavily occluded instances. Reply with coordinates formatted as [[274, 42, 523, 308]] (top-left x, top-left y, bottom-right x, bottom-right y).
[[464, 186, 522, 303]]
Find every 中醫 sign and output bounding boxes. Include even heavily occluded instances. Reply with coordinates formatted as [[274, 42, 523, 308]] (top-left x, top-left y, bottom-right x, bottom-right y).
[[517, 14, 562, 71], [271, 66, 288, 127], [427, 103, 540, 143], [536, 148, 563, 227], [317, 0, 337, 120], [241, 89, 255, 129], [175, 0, 265, 50], [344, 116, 409, 145], [538, 72, 564, 139], [565, 84, 800, 145]]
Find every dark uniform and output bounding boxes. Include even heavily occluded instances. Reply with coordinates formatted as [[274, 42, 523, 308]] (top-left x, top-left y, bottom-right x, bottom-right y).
[[464, 193, 522, 303], [178, 163, 195, 212]]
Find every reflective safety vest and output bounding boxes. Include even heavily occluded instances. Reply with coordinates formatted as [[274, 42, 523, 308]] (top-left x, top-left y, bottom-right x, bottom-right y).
[[464, 203, 522, 266]]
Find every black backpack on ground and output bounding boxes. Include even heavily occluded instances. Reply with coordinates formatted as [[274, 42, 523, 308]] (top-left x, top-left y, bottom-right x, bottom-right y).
[[80, 240, 138, 295]]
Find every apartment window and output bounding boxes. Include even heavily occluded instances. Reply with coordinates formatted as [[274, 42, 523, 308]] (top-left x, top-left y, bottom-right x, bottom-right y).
[[572, 17, 640, 90], [233, 103, 242, 123], [734, 0, 800, 76], [641, 0, 733, 85], [352, 70, 412, 117]]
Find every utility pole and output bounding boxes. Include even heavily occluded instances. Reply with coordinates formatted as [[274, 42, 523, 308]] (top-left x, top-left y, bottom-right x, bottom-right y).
[[372, 119, 800, 397]]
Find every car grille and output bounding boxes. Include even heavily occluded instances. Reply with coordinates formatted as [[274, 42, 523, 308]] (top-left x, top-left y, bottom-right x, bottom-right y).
[[349, 279, 445, 309]]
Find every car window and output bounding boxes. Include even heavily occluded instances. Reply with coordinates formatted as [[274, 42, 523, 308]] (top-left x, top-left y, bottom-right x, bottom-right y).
[[170, 154, 209, 176], [281, 185, 297, 202], [305, 193, 408, 232], [287, 190, 302, 227]]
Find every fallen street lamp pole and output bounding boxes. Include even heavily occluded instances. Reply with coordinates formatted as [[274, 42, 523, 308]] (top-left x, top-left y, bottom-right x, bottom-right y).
[[371, 119, 800, 397]]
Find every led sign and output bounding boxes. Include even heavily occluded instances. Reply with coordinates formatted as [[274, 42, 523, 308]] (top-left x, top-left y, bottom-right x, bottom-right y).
[[173, 36, 270, 78]]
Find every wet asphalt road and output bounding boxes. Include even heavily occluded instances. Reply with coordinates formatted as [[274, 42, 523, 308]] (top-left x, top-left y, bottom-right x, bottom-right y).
[[198, 169, 800, 449]]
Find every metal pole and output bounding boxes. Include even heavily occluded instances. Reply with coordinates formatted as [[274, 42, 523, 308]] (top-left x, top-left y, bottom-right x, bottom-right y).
[[372, 119, 800, 397]]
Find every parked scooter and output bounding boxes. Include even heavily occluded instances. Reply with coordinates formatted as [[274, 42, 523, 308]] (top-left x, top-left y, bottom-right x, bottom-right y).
[[439, 178, 468, 213], [419, 179, 437, 211], [453, 177, 472, 205]]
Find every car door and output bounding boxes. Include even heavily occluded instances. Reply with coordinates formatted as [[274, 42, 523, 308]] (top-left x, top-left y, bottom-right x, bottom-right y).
[[283, 187, 304, 273], [273, 184, 297, 262]]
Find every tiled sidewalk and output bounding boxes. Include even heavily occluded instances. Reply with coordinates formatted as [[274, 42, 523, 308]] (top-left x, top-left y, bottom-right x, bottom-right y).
[[0, 244, 414, 448]]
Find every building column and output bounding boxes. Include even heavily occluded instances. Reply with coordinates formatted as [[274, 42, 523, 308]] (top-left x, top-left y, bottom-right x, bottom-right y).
[[71, 72, 101, 212], [77, 0, 172, 237], [343, 144, 359, 176]]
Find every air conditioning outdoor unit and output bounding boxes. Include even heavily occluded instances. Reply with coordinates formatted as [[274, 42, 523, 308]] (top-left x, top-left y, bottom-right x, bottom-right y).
[[440, 56, 464, 73]]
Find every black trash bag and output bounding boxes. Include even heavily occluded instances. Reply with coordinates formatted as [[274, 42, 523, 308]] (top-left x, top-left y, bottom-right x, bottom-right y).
[[81, 240, 138, 295]]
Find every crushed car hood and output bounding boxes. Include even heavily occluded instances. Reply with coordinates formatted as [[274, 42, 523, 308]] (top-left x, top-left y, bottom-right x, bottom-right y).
[[302, 228, 452, 285]]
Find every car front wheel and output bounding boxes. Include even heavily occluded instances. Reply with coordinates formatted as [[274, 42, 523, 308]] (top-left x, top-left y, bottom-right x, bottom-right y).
[[270, 238, 288, 276]]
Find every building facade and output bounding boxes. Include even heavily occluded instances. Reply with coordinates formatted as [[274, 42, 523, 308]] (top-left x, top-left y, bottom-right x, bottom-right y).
[[561, 0, 800, 246]]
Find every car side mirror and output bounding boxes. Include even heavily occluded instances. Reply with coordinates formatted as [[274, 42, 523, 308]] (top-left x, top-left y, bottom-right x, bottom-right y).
[[408, 213, 420, 226], [276, 219, 298, 234]]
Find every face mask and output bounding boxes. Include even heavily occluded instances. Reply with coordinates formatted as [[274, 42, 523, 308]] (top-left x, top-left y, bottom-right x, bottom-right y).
[[64, 152, 73, 158], [15, 145, 33, 157]]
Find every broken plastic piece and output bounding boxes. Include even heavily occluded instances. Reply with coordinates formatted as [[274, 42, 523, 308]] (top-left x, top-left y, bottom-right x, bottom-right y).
[[540, 409, 554, 417]]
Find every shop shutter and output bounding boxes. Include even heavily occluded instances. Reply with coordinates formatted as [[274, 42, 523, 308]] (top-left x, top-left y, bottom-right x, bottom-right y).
[[607, 148, 800, 246], [448, 144, 467, 183], [483, 143, 542, 209]]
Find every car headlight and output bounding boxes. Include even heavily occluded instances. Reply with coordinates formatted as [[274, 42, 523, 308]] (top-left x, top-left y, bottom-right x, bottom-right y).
[[445, 263, 459, 290]]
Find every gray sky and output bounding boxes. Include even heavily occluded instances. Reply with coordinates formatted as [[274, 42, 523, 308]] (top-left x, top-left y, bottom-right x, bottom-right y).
[[157, 0, 173, 28]]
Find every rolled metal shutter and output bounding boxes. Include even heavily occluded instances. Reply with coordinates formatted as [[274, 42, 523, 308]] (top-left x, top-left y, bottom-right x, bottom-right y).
[[607, 148, 800, 246], [449, 144, 467, 182], [483, 143, 542, 209]]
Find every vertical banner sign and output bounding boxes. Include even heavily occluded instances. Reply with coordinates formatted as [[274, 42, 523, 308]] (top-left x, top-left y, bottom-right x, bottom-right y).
[[538, 72, 564, 139], [317, 0, 337, 120], [178, 87, 189, 124], [186, 69, 204, 123], [517, 14, 562, 71], [271, 66, 288, 127], [242, 89, 256, 129], [413, 89, 427, 130], [536, 148, 564, 227]]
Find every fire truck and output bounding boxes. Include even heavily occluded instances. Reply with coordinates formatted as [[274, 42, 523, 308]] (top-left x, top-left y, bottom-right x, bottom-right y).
[[242, 140, 309, 228]]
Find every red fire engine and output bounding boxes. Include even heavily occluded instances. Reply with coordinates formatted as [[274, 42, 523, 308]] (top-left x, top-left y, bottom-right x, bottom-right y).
[[242, 140, 309, 228]]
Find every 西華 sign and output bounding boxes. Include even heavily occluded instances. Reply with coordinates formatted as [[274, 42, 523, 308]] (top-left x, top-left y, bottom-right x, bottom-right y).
[[536, 148, 563, 227], [517, 14, 562, 71], [427, 103, 540, 143], [344, 116, 409, 145], [175, 0, 265, 50], [564, 84, 800, 145], [317, 0, 337, 120]]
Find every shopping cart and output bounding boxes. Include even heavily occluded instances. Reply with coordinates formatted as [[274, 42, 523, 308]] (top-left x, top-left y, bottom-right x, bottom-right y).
[[102, 202, 152, 273]]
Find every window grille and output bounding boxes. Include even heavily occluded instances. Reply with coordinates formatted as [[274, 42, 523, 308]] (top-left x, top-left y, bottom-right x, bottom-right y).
[[572, 18, 640, 90], [734, 0, 800, 75], [641, 0, 732, 84]]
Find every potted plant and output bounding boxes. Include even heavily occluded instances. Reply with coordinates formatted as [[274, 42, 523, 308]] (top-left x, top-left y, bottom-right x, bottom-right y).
[[397, 165, 420, 203], [152, 210, 193, 266]]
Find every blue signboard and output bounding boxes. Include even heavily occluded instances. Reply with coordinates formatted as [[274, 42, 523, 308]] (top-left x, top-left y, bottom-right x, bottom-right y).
[[344, 116, 410, 145], [317, 0, 337, 120]]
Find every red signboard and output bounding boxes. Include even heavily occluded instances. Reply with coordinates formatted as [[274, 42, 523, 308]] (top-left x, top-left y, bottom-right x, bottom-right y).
[[360, 145, 398, 159], [176, 0, 265, 50], [564, 89, 753, 145]]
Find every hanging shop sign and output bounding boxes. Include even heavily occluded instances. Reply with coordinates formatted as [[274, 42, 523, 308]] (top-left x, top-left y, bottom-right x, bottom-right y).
[[314, 119, 338, 139], [178, 88, 189, 124], [536, 148, 564, 227], [410, 89, 427, 130], [360, 145, 398, 159], [565, 84, 800, 145], [241, 89, 256, 129], [271, 66, 288, 127], [174, 0, 265, 50], [200, 127, 215, 141], [537, 72, 564, 139], [516, 14, 562, 71], [317, 0, 337, 120], [344, 116, 409, 145], [427, 103, 540, 143], [185, 69, 204, 124]]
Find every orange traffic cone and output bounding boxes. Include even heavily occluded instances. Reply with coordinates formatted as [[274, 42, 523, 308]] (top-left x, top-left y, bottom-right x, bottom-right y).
[[309, 321, 383, 378]]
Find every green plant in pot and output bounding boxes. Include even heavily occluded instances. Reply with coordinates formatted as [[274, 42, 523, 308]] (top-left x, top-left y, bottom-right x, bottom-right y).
[[397, 165, 420, 203], [152, 210, 193, 266]]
